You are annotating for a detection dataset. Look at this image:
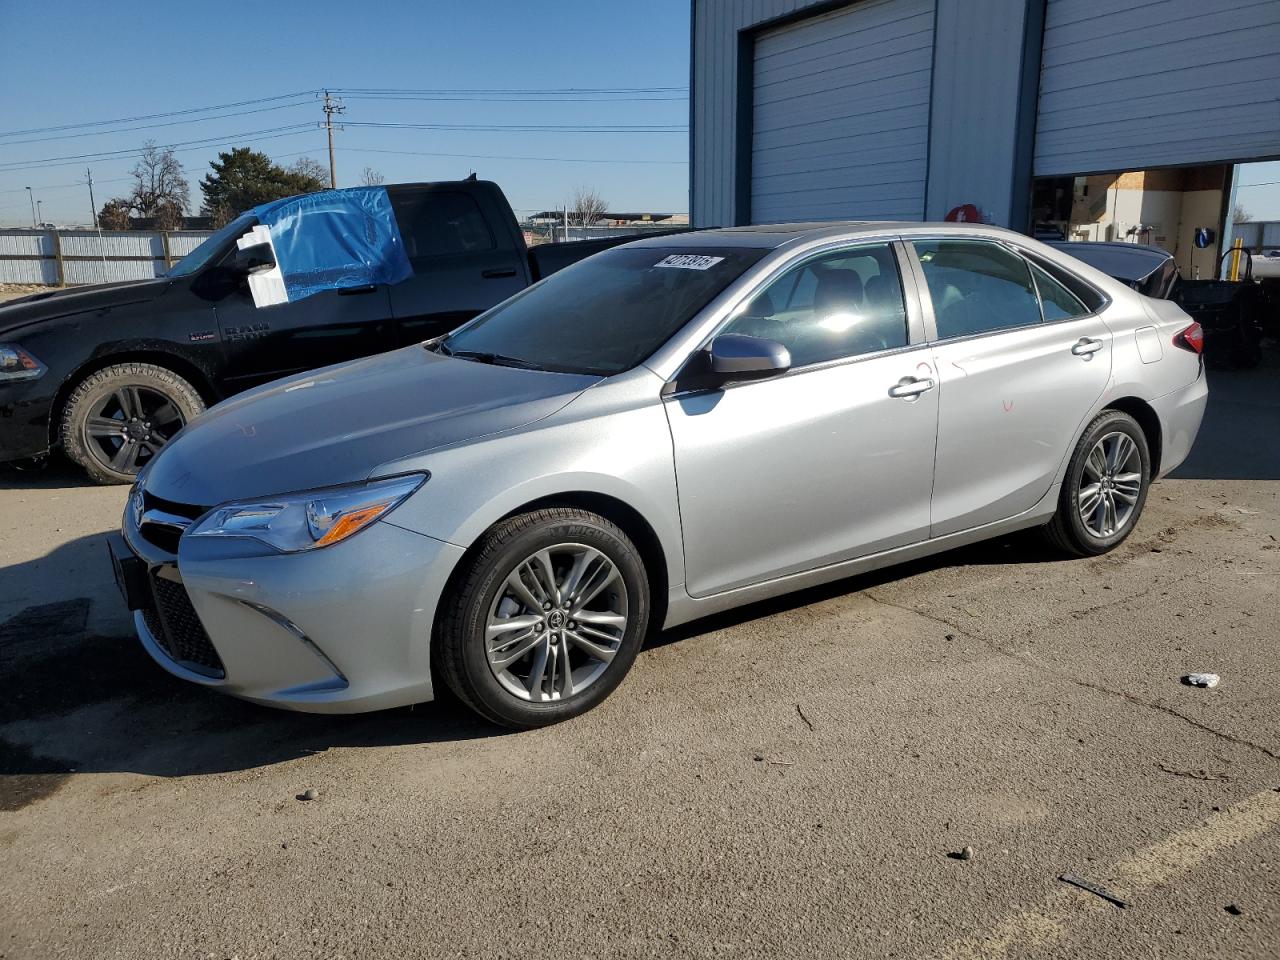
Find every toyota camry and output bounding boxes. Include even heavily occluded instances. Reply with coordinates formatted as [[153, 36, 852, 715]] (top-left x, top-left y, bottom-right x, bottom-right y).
[[110, 222, 1207, 728]]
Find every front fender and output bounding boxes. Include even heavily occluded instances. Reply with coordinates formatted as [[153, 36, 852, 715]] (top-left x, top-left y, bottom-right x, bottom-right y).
[[379, 399, 687, 598]]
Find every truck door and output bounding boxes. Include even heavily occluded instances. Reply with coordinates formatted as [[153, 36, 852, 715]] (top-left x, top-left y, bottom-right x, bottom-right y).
[[387, 186, 528, 345], [210, 208, 396, 393]]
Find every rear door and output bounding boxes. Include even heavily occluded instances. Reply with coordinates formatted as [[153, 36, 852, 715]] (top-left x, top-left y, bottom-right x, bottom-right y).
[[387, 186, 529, 344], [911, 238, 1113, 537]]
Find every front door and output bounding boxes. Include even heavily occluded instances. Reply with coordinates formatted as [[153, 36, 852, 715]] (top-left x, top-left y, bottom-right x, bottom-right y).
[[665, 242, 939, 597], [212, 281, 395, 393], [910, 238, 1113, 537]]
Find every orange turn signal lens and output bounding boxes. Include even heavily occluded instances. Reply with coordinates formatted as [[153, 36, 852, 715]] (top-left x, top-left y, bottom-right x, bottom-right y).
[[313, 501, 396, 547]]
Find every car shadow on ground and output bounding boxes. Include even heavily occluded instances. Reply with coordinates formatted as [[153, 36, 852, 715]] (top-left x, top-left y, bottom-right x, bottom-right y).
[[0, 526, 1054, 813], [2, 342, 1273, 808]]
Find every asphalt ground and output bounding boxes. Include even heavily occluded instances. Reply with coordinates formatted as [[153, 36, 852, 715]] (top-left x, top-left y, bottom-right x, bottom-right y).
[[0, 351, 1277, 959]]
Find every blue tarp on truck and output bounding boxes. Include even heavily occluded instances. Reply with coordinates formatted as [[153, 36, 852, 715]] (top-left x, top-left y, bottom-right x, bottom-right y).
[[251, 187, 412, 303]]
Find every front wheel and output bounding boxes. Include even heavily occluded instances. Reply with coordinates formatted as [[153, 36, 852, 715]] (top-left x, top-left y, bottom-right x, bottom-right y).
[[60, 362, 205, 484], [436, 508, 650, 729], [1043, 410, 1151, 557]]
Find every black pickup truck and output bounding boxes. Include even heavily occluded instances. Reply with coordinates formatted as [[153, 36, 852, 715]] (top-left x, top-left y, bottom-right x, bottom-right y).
[[0, 180, 654, 483]]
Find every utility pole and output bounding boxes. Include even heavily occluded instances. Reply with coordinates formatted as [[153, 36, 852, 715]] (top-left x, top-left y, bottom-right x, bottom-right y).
[[25, 186, 35, 227], [321, 90, 345, 189], [87, 168, 108, 282]]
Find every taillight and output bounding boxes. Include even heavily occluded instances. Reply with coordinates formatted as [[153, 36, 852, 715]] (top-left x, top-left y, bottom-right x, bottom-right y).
[[1173, 321, 1204, 354]]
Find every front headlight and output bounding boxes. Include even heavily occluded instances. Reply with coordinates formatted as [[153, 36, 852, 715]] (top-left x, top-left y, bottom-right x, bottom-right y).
[[0, 344, 47, 382], [188, 474, 426, 553]]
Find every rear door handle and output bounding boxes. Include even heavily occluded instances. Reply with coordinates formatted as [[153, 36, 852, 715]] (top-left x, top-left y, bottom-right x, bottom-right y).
[[338, 284, 378, 296], [481, 268, 518, 279], [888, 376, 935, 399], [1071, 337, 1104, 357]]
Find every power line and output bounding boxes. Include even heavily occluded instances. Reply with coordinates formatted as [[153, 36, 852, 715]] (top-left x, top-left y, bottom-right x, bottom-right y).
[[0, 99, 318, 147], [349, 146, 684, 165], [343, 121, 686, 133], [0, 124, 317, 172], [0, 90, 320, 139]]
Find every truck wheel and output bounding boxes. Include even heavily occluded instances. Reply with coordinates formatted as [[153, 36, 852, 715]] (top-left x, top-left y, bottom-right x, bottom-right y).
[[437, 508, 650, 729], [1043, 410, 1151, 557], [61, 362, 205, 485]]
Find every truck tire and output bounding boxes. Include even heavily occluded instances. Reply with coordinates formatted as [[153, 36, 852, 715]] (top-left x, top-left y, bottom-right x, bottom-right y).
[[61, 362, 205, 485], [436, 507, 650, 729]]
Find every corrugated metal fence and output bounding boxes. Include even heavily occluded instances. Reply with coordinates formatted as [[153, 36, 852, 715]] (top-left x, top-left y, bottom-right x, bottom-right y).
[[0, 229, 212, 285], [1231, 221, 1280, 253]]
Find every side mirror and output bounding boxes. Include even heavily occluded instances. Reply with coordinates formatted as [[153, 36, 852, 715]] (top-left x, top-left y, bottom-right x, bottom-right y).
[[233, 241, 276, 275], [708, 333, 791, 383]]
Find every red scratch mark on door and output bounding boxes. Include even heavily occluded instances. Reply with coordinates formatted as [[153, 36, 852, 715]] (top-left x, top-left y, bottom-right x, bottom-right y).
[[1002, 400, 1014, 413]]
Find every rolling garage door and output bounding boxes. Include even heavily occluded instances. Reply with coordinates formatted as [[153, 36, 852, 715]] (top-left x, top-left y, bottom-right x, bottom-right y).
[[750, 0, 936, 224], [1035, 0, 1280, 176]]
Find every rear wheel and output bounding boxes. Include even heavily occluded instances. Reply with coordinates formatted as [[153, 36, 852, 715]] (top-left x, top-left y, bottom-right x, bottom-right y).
[[61, 362, 205, 485], [437, 508, 650, 729], [1044, 410, 1151, 557]]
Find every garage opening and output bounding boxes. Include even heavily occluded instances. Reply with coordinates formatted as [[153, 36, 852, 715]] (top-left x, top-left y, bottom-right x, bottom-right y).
[[1031, 165, 1231, 279]]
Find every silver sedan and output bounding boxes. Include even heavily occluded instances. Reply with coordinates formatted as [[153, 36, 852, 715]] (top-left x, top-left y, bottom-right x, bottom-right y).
[[113, 223, 1207, 728]]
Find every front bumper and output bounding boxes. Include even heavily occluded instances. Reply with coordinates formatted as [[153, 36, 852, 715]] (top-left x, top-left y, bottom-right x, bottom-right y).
[[0, 378, 57, 462], [118, 511, 466, 713]]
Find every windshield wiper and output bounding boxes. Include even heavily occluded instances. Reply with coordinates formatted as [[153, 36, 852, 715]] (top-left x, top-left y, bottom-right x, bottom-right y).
[[448, 349, 545, 371]]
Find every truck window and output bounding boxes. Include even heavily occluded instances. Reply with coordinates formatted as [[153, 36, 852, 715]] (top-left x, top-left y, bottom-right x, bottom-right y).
[[391, 191, 496, 260]]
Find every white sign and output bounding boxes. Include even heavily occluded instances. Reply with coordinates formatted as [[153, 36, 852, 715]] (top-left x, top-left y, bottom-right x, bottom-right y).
[[654, 254, 724, 271]]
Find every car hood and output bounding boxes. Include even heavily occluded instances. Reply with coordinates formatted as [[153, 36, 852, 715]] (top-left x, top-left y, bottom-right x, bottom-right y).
[[142, 345, 600, 506], [0, 278, 169, 335]]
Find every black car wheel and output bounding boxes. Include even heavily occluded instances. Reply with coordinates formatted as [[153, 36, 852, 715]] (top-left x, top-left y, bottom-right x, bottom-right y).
[[437, 507, 650, 729], [61, 362, 206, 485]]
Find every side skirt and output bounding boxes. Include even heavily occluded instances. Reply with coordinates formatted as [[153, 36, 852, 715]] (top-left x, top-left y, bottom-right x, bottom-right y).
[[661, 485, 1060, 630]]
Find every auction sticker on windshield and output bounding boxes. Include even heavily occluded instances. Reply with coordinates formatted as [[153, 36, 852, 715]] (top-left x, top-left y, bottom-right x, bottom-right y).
[[654, 254, 725, 270]]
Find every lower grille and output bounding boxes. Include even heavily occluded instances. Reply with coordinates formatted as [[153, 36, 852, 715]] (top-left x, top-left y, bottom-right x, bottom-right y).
[[146, 573, 225, 678]]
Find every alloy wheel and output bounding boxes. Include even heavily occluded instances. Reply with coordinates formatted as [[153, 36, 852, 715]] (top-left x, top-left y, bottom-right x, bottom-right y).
[[82, 384, 186, 476], [1078, 431, 1143, 538], [485, 543, 628, 702]]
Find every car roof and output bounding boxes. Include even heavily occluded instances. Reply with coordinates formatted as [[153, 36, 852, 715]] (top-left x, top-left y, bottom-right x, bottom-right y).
[[622, 221, 1027, 250]]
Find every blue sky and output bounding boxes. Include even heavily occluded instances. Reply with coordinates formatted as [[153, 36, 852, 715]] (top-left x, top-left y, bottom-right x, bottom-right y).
[[0, 0, 692, 226], [3, 4, 1278, 229]]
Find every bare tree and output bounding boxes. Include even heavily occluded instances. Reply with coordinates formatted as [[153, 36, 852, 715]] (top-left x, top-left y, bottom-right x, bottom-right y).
[[290, 157, 330, 185], [1232, 204, 1253, 224], [126, 141, 189, 229], [570, 187, 608, 227], [360, 166, 386, 186]]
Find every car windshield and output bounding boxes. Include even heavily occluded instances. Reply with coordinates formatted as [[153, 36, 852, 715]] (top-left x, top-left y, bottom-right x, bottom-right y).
[[440, 246, 769, 375], [167, 214, 257, 277]]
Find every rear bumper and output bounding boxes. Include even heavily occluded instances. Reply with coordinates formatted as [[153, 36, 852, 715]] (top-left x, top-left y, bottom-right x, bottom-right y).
[[1151, 367, 1208, 479], [120, 512, 466, 713]]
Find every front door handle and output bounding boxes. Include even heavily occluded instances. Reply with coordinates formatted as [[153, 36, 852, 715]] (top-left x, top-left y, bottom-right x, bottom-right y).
[[1071, 337, 1104, 357], [338, 284, 378, 296], [888, 376, 935, 399], [481, 268, 518, 279]]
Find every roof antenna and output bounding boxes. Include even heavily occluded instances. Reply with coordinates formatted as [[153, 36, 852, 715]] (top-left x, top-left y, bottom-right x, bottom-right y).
[[465, 171, 477, 181]]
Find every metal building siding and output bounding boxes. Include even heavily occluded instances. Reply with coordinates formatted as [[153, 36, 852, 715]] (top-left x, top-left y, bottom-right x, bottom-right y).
[[692, 0, 834, 227], [750, 0, 936, 222], [1036, 0, 1280, 176]]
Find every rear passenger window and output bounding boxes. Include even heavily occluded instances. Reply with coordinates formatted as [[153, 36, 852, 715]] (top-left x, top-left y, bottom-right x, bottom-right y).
[[391, 191, 495, 260], [721, 243, 909, 367], [913, 240, 1042, 339], [1028, 260, 1091, 321]]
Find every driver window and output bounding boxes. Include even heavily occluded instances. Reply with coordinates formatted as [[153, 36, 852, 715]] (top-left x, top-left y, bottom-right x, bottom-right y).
[[721, 244, 909, 367]]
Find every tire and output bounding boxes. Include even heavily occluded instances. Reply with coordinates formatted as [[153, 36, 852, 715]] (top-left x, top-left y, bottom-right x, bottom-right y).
[[60, 362, 205, 485], [437, 508, 650, 729], [1043, 409, 1151, 557]]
